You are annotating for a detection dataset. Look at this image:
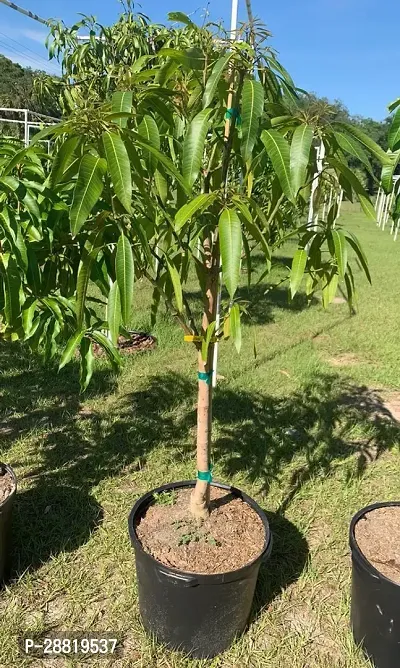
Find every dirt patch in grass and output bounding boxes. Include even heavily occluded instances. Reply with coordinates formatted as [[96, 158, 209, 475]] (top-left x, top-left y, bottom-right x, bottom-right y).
[[93, 332, 157, 357], [135, 487, 266, 574], [0, 466, 15, 504], [382, 391, 400, 422], [355, 506, 400, 584], [327, 353, 361, 367]]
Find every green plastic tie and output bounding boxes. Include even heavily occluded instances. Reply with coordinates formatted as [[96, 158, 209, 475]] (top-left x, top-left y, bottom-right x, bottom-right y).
[[225, 107, 242, 126], [198, 370, 213, 385], [197, 467, 213, 483]]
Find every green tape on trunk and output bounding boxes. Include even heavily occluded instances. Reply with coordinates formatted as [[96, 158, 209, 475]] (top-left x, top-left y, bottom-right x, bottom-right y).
[[197, 469, 213, 482], [198, 371, 213, 385]]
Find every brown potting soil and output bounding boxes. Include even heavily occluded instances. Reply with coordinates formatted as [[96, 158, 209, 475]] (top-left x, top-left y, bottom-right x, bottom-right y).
[[135, 487, 266, 574], [93, 332, 157, 357], [355, 506, 400, 585], [0, 467, 15, 504]]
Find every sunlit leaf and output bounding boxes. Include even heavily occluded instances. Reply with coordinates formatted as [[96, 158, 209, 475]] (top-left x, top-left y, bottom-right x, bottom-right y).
[[219, 209, 242, 299]]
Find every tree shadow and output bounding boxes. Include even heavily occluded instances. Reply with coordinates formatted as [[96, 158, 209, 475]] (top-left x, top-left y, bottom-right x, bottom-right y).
[[184, 283, 318, 326], [2, 339, 399, 597], [251, 511, 309, 622], [213, 373, 400, 512], [0, 346, 195, 580]]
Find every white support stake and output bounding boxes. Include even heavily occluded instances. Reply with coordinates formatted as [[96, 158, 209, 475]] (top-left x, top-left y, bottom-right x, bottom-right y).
[[336, 188, 344, 221], [212, 0, 239, 389], [23, 109, 29, 147]]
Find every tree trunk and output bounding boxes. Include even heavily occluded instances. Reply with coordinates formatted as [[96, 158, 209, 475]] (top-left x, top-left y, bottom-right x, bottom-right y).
[[190, 242, 219, 519]]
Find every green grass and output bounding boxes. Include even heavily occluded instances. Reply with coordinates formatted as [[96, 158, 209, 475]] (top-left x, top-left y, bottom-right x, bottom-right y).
[[0, 206, 399, 667]]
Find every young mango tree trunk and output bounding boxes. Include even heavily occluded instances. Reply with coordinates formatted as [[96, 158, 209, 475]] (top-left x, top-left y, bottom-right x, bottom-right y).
[[190, 240, 220, 519]]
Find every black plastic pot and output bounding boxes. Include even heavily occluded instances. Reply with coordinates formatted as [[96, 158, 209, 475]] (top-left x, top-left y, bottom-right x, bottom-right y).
[[350, 501, 400, 668], [0, 463, 16, 583], [128, 480, 272, 659]]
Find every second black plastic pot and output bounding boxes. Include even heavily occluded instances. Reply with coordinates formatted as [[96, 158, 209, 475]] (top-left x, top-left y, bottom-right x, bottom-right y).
[[350, 501, 400, 668], [128, 480, 272, 659], [0, 463, 17, 583]]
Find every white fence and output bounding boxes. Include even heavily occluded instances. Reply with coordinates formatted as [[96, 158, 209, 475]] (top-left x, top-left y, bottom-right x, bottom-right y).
[[0, 107, 58, 147], [375, 176, 400, 241]]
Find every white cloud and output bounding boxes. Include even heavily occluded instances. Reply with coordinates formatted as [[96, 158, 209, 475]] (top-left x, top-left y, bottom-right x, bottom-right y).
[[21, 29, 48, 45]]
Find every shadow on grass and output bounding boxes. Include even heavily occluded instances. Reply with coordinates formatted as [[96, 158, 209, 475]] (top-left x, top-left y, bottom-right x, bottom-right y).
[[213, 374, 400, 513], [1, 341, 399, 595], [185, 283, 319, 326], [0, 345, 195, 580], [251, 511, 309, 622]]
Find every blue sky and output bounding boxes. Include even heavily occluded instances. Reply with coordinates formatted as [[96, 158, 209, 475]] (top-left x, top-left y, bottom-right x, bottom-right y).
[[0, 0, 397, 120]]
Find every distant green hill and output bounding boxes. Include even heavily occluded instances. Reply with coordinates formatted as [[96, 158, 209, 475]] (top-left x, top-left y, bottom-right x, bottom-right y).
[[0, 53, 59, 117]]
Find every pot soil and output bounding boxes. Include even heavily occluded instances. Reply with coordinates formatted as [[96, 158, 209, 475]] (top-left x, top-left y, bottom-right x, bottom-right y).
[[350, 502, 400, 668], [0, 463, 16, 583], [129, 481, 272, 658], [93, 331, 157, 357]]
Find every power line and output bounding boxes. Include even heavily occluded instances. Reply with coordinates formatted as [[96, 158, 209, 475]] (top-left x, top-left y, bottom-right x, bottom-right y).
[[0, 29, 50, 62], [0, 31, 59, 73], [0, 38, 58, 73], [0, 0, 48, 26]]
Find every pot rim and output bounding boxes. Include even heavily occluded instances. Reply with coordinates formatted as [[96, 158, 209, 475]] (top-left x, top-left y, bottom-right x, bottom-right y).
[[0, 462, 17, 509], [349, 500, 400, 587], [128, 480, 272, 583]]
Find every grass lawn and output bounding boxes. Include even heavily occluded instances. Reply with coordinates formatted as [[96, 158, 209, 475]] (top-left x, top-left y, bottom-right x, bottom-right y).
[[0, 205, 399, 667]]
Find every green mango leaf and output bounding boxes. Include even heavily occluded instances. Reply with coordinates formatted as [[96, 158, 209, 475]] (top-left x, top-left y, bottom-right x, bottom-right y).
[[89, 330, 121, 372], [138, 114, 160, 173], [168, 11, 194, 25], [102, 131, 132, 213], [42, 297, 64, 325], [333, 122, 391, 165], [328, 157, 376, 221], [332, 130, 372, 173], [79, 337, 94, 393], [290, 248, 307, 298], [50, 136, 80, 187], [23, 189, 41, 221], [388, 98, 400, 113], [183, 108, 212, 188], [174, 192, 218, 231], [76, 228, 104, 328], [116, 233, 134, 325], [155, 169, 168, 204], [331, 229, 347, 279], [108, 281, 122, 345], [261, 129, 295, 203], [388, 107, 400, 152], [2, 146, 31, 176], [322, 272, 339, 308], [219, 209, 242, 299], [343, 230, 372, 284], [290, 123, 313, 195], [203, 53, 233, 109], [0, 253, 21, 327], [70, 155, 107, 237], [230, 303, 241, 353], [112, 91, 133, 128], [59, 330, 85, 370], [15, 228, 28, 271], [202, 321, 216, 363], [381, 154, 400, 194], [134, 133, 190, 194], [167, 260, 183, 313], [241, 79, 265, 163], [22, 298, 38, 337]]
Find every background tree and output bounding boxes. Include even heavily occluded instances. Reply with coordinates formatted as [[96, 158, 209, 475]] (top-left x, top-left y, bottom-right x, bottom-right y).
[[0, 55, 60, 136]]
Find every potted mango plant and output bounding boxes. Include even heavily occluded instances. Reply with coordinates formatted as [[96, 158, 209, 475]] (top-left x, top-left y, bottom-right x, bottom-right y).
[[31, 10, 389, 658], [349, 97, 400, 668]]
